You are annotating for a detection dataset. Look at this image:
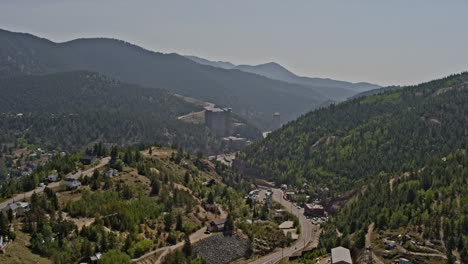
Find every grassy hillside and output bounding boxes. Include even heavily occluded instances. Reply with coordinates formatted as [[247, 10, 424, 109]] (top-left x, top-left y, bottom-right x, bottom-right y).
[[0, 145, 248, 263], [0, 29, 329, 129], [0, 71, 261, 152], [237, 72, 468, 195]]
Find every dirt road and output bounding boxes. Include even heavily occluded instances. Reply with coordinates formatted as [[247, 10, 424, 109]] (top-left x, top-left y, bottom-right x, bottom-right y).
[[0, 157, 110, 209], [133, 206, 227, 263]]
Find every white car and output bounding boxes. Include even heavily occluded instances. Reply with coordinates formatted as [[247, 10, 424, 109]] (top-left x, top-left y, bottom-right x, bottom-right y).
[[39, 183, 46, 187]]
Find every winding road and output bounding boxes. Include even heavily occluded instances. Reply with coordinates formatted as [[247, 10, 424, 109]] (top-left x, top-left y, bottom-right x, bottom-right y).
[[250, 188, 321, 264]]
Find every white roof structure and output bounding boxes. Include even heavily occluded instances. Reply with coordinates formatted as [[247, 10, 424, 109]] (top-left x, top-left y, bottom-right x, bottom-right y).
[[2, 202, 30, 211], [331, 246, 352, 264], [278, 221, 294, 229]]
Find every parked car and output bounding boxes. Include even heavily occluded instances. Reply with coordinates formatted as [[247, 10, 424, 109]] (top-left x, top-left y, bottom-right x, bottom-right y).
[[39, 183, 46, 187]]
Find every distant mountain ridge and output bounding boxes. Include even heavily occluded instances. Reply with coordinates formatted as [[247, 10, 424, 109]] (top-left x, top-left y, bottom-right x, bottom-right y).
[[185, 55, 381, 101], [0, 29, 329, 130]]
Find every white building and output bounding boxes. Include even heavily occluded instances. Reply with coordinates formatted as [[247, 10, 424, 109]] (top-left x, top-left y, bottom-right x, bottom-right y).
[[48, 173, 59, 182], [64, 178, 81, 189], [105, 169, 119, 178], [331, 246, 352, 264]]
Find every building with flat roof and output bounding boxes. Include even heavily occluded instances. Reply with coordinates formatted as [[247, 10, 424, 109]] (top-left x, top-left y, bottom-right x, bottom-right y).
[[223, 136, 248, 151], [204, 106, 232, 137], [278, 221, 294, 229], [331, 246, 352, 264], [304, 203, 325, 217]]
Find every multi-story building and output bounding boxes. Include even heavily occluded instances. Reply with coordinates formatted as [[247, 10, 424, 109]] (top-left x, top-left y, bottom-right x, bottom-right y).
[[204, 106, 232, 137]]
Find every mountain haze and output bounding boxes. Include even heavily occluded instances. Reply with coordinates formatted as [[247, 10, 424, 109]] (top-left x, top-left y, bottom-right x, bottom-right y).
[[186, 55, 381, 101], [0, 29, 330, 130], [0, 71, 262, 152]]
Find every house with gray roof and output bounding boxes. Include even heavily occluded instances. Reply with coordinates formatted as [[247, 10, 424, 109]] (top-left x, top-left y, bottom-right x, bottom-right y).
[[2, 202, 31, 217]]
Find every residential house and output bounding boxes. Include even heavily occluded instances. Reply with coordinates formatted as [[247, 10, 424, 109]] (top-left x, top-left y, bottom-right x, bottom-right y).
[[331, 246, 352, 264], [2, 202, 31, 217], [90, 252, 102, 263], [105, 169, 119, 178], [64, 178, 81, 189], [47, 173, 59, 182], [208, 218, 227, 232], [204, 179, 216, 187], [397, 258, 411, 264], [80, 156, 95, 165]]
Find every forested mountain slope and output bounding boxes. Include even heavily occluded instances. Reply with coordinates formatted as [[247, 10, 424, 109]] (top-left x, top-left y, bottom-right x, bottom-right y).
[[0, 71, 259, 152], [0, 29, 329, 129], [321, 150, 468, 263], [237, 72, 468, 195]]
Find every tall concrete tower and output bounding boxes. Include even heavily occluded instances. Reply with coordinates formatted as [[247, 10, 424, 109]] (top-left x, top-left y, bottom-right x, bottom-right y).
[[273, 112, 281, 130], [204, 106, 232, 137]]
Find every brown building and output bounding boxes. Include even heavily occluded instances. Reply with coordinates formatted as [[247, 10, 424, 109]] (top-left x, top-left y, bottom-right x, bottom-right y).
[[208, 218, 227, 232], [304, 203, 325, 217], [205, 106, 232, 137]]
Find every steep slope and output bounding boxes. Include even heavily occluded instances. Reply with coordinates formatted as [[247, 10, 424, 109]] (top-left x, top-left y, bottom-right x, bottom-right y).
[[0, 71, 261, 152], [237, 72, 468, 195], [321, 150, 467, 263], [0, 29, 327, 129]]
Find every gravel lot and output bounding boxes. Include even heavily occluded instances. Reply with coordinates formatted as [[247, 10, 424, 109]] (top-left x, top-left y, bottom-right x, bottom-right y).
[[193, 234, 248, 264]]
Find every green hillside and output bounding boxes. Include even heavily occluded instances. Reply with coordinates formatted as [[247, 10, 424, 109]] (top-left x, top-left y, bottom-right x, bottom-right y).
[[321, 150, 467, 263], [237, 72, 468, 195], [0, 71, 259, 152]]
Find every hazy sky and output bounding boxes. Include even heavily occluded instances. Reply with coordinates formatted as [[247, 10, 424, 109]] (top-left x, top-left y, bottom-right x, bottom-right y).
[[2, 0, 468, 86]]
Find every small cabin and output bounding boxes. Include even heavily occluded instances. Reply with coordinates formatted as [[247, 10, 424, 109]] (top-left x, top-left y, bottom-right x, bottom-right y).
[[47, 173, 59, 182], [208, 218, 227, 232]]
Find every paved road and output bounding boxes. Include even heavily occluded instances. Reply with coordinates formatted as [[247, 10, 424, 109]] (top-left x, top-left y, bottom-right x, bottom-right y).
[[0, 157, 110, 209], [250, 188, 321, 264]]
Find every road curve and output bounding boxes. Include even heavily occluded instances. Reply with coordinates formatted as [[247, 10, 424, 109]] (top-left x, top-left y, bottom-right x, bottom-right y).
[[0, 157, 111, 209], [249, 188, 321, 264]]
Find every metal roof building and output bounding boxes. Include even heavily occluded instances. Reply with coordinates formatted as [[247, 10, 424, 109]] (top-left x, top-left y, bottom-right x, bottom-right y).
[[331, 246, 352, 264]]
